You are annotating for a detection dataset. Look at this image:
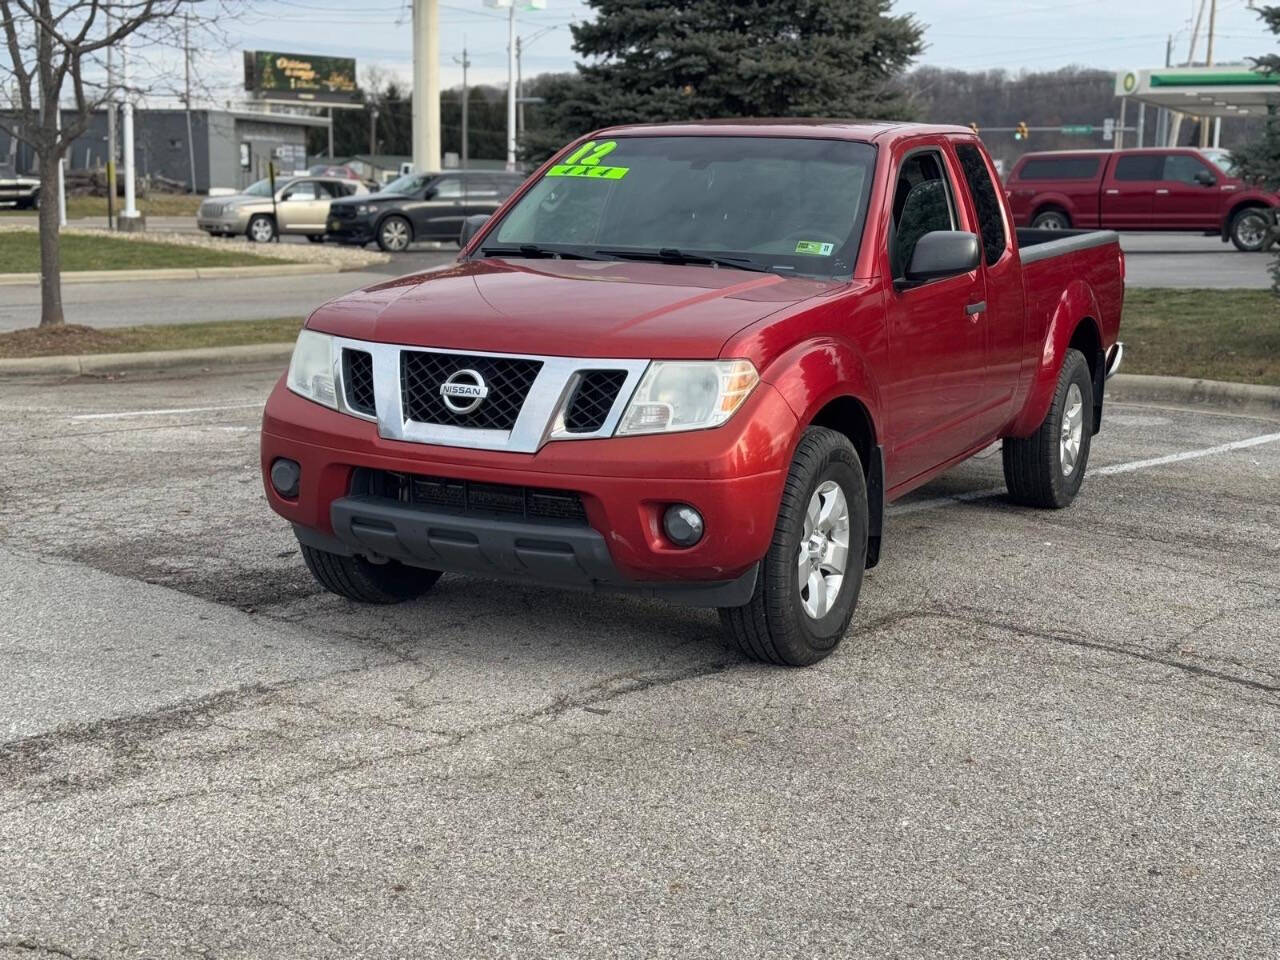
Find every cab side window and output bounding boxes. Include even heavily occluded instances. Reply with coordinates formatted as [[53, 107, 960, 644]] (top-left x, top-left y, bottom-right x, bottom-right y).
[[1113, 155, 1163, 181], [955, 143, 1007, 266], [889, 151, 957, 281]]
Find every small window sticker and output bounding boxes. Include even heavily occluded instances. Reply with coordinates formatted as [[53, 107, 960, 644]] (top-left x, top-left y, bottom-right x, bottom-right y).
[[795, 240, 835, 256], [547, 140, 630, 180]]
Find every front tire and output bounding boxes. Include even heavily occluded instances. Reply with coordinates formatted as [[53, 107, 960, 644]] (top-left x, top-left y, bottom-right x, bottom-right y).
[[247, 214, 276, 243], [377, 215, 413, 253], [301, 545, 441, 604], [720, 427, 868, 667], [1229, 207, 1269, 252], [1002, 348, 1093, 509]]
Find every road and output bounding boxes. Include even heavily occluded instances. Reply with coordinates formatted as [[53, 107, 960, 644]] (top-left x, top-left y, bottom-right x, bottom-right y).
[[0, 227, 1272, 332], [1, 367, 1277, 958]]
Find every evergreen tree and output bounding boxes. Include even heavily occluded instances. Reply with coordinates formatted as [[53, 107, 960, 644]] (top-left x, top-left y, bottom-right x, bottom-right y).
[[1230, 5, 1280, 288], [523, 0, 924, 162]]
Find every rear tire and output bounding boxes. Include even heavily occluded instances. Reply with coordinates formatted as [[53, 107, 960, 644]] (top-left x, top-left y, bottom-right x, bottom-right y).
[[1031, 207, 1071, 231], [1229, 206, 1269, 252], [301, 545, 440, 604], [1002, 348, 1093, 509], [719, 427, 868, 667]]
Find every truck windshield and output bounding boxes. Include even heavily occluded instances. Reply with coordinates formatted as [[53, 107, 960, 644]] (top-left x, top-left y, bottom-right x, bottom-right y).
[[487, 136, 875, 277]]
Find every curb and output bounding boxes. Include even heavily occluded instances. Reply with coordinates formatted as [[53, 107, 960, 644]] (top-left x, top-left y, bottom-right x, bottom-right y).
[[1109, 373, 1280, 419], [0, 342, 294, 378], [0, 263, 367, 285]]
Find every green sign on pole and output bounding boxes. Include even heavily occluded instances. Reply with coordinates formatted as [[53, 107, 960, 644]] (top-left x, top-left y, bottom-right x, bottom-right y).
[[1060, 124, 1094, 135]]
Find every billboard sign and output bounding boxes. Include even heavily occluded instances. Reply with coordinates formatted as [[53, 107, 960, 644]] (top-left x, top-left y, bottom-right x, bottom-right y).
[[243, 51, 360, 104]]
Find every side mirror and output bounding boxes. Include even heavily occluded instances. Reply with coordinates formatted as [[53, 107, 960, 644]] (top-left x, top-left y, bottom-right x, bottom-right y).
[[459, 214, 490, 248], [1194, 170, 1216, 186], [904, 231, 981, 284], [422, 186, 438, 200]]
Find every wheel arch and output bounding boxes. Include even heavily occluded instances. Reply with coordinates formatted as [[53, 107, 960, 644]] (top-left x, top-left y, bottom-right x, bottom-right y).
[[1008, 280, 1104, 437], [1222, 199, 1271, 243], [761, 338, 884, 569]]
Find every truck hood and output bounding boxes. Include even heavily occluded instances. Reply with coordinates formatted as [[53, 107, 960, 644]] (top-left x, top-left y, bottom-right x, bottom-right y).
[[306, 258, 842, 358]]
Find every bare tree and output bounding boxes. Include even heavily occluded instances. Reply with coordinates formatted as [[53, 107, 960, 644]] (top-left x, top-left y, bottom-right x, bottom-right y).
[[0, 1, 206, 327]]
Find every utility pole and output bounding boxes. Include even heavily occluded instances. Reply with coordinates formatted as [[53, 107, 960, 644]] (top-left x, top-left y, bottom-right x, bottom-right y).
[[506, 1, 517, 170], [453, 45, 471, 167], [369, 104, 379, 156], [1202, 0, 1218, 147], [184, 13, 197, 193], [411, 0, 442, 174], [106, 12, 116, 230]]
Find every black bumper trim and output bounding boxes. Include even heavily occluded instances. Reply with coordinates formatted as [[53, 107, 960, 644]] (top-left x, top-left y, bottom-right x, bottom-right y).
[[321, 495, 758, 608]]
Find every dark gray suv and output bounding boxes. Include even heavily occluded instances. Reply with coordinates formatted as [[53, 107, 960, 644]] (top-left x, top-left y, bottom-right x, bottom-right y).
[[325, 170, 525, 251]]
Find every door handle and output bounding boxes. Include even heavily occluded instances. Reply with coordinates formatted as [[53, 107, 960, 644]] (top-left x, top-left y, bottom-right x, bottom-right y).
[[965, 300, 986, 316], [1105, 189, 1120, 195], [1155, 188, 1170, 195]]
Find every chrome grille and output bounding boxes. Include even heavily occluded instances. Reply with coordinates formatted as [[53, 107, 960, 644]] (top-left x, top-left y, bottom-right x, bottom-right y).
[[400, 351, 543, 430], [342, 349, 376, 416], [564, 370, 628, 434]]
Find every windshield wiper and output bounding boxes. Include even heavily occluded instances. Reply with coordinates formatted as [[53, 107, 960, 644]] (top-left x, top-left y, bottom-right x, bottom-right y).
[[478, 244, 609, 261], [595, 248, 774, 273]]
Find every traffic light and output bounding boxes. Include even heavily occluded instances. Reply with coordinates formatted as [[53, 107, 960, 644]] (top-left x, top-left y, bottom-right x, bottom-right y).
[[1014, 121, 1029, 141], [969, 122, 980, 135]]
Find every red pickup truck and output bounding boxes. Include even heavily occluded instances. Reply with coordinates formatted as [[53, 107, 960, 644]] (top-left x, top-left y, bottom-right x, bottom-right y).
[[1006, 147, 1276, 251], [262, 122, 1124, 666]]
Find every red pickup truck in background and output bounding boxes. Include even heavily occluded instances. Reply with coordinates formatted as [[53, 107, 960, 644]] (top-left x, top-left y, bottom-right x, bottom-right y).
[[262, 122, 1124, 666], [1006, 147, 1276, 251]]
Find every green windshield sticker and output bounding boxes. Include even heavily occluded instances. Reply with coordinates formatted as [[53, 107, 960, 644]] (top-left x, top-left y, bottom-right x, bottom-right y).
[[795, 240, 835, 256], [547, 139, 630, 180]]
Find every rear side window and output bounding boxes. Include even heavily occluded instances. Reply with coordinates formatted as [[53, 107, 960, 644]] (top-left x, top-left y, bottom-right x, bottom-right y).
[[1113, 155, 1164, 181], [955, 143, 1007, 267], [1017, 156, 1100, 181]]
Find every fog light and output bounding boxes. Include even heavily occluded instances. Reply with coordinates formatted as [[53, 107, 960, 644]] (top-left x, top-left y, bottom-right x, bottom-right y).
[[270, 458, 301, 498], [662, 504, 704, 548]]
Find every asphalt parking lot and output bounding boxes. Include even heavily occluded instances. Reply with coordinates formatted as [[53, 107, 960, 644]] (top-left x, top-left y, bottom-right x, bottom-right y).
[[1, 368, 1278, 959]]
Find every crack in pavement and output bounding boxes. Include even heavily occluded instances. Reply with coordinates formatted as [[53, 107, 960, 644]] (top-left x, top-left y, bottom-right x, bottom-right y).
[[2, 601, 1275, 819], [0, 941, 103, 960]]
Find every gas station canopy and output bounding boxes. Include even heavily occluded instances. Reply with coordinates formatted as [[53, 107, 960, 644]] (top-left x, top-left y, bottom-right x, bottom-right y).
[[1115, 65, 1280, 117]]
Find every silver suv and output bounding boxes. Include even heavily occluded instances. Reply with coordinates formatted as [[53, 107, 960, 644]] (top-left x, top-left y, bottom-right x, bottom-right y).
[[198, 176, 370, 243]]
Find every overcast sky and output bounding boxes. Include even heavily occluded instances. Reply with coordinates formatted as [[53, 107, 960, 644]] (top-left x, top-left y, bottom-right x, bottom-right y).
[[193, 0, 1273, 100]]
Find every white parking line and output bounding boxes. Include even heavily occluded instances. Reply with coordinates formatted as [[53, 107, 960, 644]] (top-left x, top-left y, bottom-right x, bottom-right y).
[[68, 402, 265, 421], [891, 431, 1280, 516]]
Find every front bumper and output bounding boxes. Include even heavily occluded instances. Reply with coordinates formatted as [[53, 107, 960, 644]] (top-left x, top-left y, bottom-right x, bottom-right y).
[[198, 213, 249, 234], [326, 215, 375, 242], [261, 376, 796, 592]]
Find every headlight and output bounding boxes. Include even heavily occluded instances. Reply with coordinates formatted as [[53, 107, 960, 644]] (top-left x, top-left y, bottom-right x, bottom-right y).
[[356, 204, 371, 215], [616, 360, 759, 435], [286, 330, 338, 408]]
